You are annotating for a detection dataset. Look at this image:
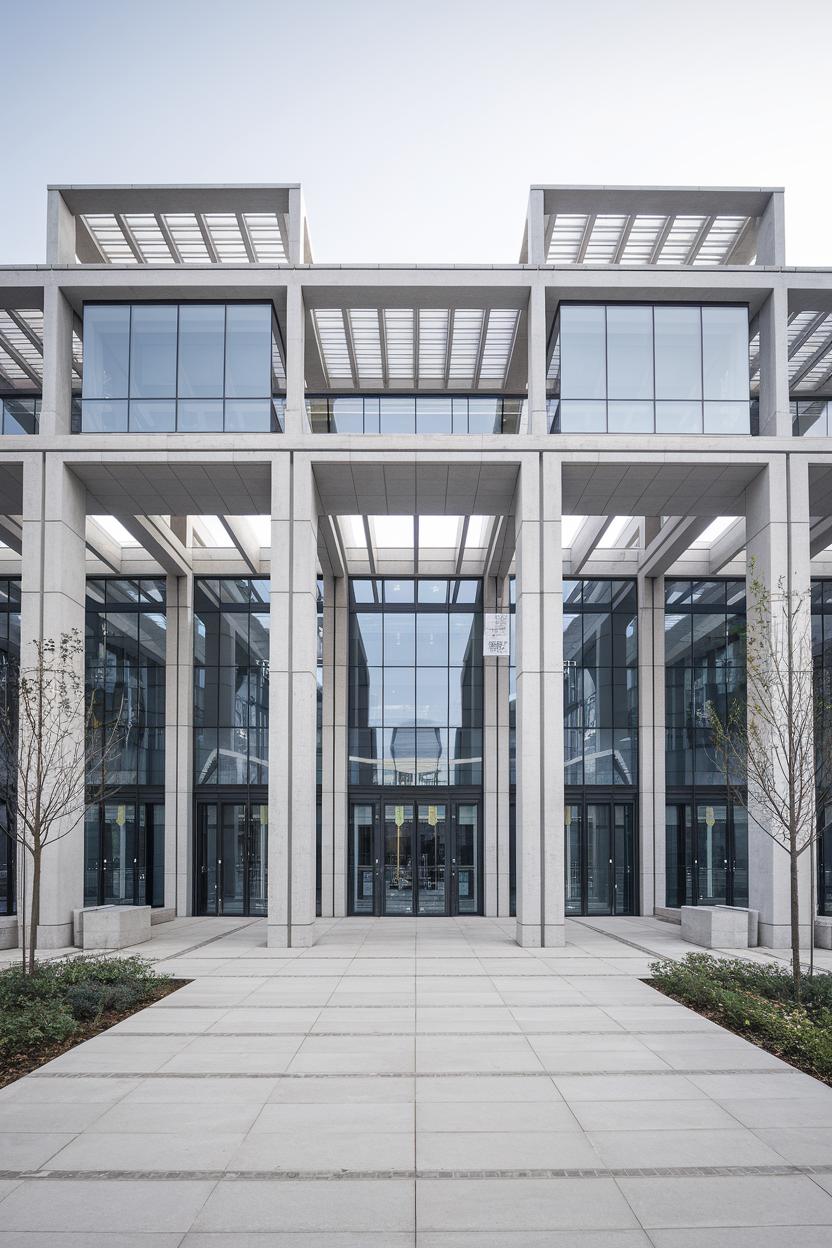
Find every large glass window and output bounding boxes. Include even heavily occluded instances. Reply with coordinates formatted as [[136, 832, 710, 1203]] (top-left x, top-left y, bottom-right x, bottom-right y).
[[664, 579, 747, 907], [563, 579, 638, 786], [549, 304, 751, 435], [792, 399, 832, 437], [348, 579, 482, 787], [80, 303, 285, 433], [0, 581, 21, 914], [193, 578, 270, 786], [85, 578, 166, 906], [0, 397, 40, 435], [308, 395, 525, 434]]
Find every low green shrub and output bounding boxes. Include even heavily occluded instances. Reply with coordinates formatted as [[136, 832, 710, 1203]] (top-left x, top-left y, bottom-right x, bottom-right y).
[[650, 953, 832, 1082], [0, 997, 76, 1057]]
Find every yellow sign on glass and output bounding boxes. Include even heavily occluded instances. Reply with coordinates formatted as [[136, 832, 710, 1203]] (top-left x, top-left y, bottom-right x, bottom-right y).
[[427, 805, 438, 827], [116, 805, 126, 827], [394, 806, 405, 828], [705, 806, 715, 828]]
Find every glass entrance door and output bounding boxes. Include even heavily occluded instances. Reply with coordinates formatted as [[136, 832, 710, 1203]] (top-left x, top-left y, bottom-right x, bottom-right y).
[[417, 803, 446, 914], [384, 802, 414, 914], [349, 795, 483, 916], [195, 800, 268, 915], [564, 799, 637, 916], [665, 801, 748, 908]]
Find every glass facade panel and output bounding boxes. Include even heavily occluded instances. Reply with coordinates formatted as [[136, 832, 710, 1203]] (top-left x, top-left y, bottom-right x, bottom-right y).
[[1, 397, 40, 435], [664, 578, 747, 908], [84, 578, 166, 907], [551, 304, 749, 434], [309, 395, 524, 434], [80, 303, 284, 432]]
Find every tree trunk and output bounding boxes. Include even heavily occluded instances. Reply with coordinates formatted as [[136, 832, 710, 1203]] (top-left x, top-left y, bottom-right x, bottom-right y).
[[790, 835, 802, 1003], [28, 843, 40, 976]]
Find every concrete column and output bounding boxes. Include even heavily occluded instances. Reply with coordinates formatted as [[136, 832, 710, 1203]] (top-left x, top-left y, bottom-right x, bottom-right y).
[[166, 572, 194, 915], [524, 189, 546, 265], [637, 573, 666, 914], [483, 575, 498, 915], [332, 574, 349, 916], [40, 287, 74, 437], [757, 287, 790, 438], [496, 575, 512, 917], [268, 453, 319, 947], [515, 453, 564, 946], [540, 454, 565, 945], [46, 191, 75, 264], [757, 192, 786, 267], [19, 455, 86, 948], [745, 455, 812, 948], [527, 282, 548, 436], [284, 284, 307, 435], [319, 571, 335, 917]]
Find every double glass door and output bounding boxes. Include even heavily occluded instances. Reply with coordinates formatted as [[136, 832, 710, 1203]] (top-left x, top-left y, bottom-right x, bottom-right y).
[[84, 799, 165, 908], [564, 799, 636, 915], [350, 796, 481, 915], [666, 800, 748, 907], [195, 799, 267, 915]]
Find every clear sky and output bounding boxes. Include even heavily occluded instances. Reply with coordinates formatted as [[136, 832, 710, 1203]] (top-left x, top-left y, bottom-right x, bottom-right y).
[[2, 0, 831, 267]]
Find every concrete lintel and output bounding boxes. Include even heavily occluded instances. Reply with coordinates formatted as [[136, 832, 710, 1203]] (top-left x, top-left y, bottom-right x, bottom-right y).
[[114, 515, 191, 575], [639, 515, 713, 578]]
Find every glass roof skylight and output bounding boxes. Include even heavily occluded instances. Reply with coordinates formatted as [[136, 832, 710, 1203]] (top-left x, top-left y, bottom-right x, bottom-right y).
[[546, 212, 756, 267], [311, 307, 520, 390]]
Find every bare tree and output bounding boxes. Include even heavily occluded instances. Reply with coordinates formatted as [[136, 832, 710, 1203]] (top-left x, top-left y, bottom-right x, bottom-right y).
[[706, 568, 831, 1000], [0, 629, 123, 973]]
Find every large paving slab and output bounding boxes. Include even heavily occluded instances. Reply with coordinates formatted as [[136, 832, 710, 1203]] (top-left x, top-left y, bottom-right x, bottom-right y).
[[0, 914, 831, 1244]]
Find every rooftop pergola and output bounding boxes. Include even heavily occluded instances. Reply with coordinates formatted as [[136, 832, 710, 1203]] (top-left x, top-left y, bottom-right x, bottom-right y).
[[0, 305, 83, 393], [750, 306, 832, 397], [523, 186, 785, 268], [304, 294, 527, 392], [47, 185, 312, 267]]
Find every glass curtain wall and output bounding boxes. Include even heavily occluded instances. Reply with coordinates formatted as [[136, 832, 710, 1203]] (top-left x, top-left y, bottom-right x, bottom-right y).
[[84, 578, 166, 907], [308, 396, 525, 434], [812, 581, 832, 913], [348, 577, 483, 916], [548, 304, 751, 435], [0, 581, 21, 914], [193, 578, 270, 916], [0, 397, 40, 434], [563, 580, 638, 916], [316, 577, 323, 917], [793, 400, 832, 437], [80, 303, 285, 433], [664, 579, 748, 907]]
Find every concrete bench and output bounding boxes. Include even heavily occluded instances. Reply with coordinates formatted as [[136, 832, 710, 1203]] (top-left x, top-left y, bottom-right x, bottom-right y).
[[680, 905, 749, 949], [716, 905, 759, 947], [77, 905, 152, 951], [815, 916, 832, 949], [655, 906, 681, 925], [0, 914, 17, 949], [151, 907, 175, 926]]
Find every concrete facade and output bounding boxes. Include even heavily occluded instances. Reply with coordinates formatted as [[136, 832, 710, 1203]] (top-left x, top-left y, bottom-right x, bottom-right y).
[[1, 182, 831, 950]]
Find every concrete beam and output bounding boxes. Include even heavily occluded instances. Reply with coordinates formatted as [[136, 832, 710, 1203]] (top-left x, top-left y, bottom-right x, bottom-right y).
[[569, 515, 614, 574], [638, 515, 713, 578], [218, 516, 260, 574], [709, 518, 746, 573], [114, 515, 191, 576], [85, 517, 122, 572], [0, 515, 22, 555], [810, 515, 832, 558]]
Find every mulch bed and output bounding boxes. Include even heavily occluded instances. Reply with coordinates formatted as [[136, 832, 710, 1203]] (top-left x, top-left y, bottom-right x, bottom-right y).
[[0, 979, 188, 1090], [648, 978, 832, 1088]]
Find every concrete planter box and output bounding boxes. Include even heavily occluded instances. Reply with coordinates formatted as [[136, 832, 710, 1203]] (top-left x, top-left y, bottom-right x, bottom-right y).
[[715, 905, 759, 947], [680, 905, 749, 949], [150, 907, 176, 925], [815, 917, 832, 949], [0, 915, 17, 949], [655, 906, 681, 925], [81, 905, 152, 951]]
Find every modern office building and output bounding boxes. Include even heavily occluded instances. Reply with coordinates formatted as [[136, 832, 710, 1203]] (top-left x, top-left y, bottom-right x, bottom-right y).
[[0, 181, 829, 951]]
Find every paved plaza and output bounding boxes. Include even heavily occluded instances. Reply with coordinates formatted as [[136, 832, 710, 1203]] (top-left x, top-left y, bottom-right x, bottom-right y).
[[1, 916, 832, 1244]]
